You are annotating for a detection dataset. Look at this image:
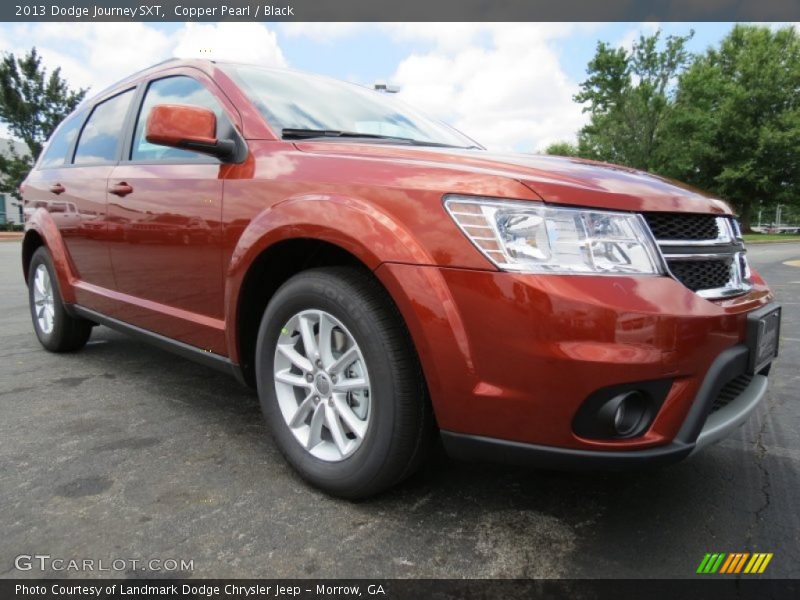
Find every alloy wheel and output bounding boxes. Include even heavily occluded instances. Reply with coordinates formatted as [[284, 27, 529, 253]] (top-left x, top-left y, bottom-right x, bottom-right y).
[[32, 264, 55, 335], [273, 309, 371, 461]]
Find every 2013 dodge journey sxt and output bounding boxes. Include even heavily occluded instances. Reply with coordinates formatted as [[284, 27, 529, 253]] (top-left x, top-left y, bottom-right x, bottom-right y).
[[21, 59, 781, 498]]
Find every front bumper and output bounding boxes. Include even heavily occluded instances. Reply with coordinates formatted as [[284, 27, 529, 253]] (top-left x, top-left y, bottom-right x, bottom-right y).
[[375, 263, 774, 463], [441, 368, 768, 470], [693, 373, 768, 452]]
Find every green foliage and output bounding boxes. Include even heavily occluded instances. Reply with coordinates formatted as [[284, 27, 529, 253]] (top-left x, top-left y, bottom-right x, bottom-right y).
[[574, 30, 694, 170], [661, 25, 800, 229], [573, 25, 800, 230], [0, 48, 86, 199], [3, 221, 24, 232], [544, 141, 580, 157]]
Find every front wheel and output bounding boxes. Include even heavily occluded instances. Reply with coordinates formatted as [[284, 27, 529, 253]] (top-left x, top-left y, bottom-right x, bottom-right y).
[[255, 267, 433, 498], [28, 246, 92, 352]]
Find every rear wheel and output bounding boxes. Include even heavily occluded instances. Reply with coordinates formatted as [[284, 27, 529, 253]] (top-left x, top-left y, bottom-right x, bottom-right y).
[[28, 246, 92, 352], [255, 267, 433, 498]]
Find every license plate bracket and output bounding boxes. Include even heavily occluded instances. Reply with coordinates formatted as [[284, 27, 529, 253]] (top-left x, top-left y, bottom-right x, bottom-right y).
[[746, 304, 781, 375]]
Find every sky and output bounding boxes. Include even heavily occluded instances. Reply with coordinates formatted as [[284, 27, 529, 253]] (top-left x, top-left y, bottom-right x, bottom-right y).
[[0, 21, 771, 152]]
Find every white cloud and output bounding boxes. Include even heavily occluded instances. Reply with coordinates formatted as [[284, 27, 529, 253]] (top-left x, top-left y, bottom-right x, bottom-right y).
[[280, 22, 366, 41], [386, 22, 487, 52], [389, 23, 591, 151], [0, 22, 172, 92], [173, 22, 286, 67], [388, 22, 588, 49], [0, 22, 285, 98]]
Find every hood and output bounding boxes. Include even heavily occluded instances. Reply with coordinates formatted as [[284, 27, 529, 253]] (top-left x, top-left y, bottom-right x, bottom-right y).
[[294, 142, 733, 215]]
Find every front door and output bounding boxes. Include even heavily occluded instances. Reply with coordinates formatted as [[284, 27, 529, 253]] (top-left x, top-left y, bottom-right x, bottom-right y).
[[106, 75, 230, 353]]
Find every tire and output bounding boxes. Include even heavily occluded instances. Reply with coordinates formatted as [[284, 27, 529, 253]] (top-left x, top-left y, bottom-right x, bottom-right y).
[[28, 246, 92, 352], [255, 267, 433, 499]]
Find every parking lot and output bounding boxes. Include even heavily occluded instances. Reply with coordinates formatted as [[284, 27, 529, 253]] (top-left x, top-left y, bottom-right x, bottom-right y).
[[1, 240, 798, 579]]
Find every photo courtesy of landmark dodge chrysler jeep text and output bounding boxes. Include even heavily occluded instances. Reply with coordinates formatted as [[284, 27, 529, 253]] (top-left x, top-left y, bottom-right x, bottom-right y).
[[20, 59, 781, 498]]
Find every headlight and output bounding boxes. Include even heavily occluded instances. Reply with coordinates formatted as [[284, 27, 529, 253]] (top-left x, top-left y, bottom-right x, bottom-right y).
[[444, 196, 664, 275]]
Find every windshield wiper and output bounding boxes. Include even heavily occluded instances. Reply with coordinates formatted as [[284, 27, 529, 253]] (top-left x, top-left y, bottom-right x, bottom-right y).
[[283, 128, 407, 141], [281, 128, 481, 149]]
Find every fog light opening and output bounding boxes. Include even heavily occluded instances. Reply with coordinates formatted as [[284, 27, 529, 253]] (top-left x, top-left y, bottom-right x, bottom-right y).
[[599, 390, 650, 438], [613, 403, 626, 431], [573, 379, 670, 441]]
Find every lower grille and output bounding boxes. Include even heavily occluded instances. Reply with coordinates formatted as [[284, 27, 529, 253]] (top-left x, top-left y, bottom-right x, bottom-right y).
[[711, 373, 753, 413], [667, 259, 732, 292]]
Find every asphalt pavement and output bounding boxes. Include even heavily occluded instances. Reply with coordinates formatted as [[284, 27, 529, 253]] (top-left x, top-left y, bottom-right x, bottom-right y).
[[0, 240, 798, 579]]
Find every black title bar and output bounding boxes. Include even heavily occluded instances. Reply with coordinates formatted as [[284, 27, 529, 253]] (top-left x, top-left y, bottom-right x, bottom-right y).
[[3, 579, 800, 600], [4, 0, 800, 22]]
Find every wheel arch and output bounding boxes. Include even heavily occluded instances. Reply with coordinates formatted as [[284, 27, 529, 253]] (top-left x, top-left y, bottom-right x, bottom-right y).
[[21, 229, 44, 284], [224, 195, 435, 385], [21, 210, 77, 303], [231, 237, 424, 388], [232, 238, 362, 386]]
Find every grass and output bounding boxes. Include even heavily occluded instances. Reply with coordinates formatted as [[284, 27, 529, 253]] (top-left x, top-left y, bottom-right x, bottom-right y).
[[743, 233, 800, 243]]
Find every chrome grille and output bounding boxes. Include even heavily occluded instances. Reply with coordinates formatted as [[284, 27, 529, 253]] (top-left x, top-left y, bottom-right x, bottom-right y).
[[642, 213, 751, 299], [644, 213, 721, 241]]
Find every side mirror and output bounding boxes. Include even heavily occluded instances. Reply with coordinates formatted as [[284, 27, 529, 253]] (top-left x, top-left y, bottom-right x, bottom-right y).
[[145, 104, 236, 160]]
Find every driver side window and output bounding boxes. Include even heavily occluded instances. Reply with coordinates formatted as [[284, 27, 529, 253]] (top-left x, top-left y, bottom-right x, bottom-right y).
[[131, 76, 226, 162]]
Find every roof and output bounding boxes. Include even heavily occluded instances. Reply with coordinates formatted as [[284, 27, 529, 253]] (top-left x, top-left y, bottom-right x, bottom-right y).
[[82, 58, 338, 106]]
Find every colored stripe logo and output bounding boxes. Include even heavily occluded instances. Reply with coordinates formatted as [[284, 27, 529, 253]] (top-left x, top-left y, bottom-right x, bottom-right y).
[[697, 553, 773, 574]]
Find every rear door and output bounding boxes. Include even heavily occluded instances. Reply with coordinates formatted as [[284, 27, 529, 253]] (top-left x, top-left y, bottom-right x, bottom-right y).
[[105, 73, 234, 353], [24, 89, 136, 305]]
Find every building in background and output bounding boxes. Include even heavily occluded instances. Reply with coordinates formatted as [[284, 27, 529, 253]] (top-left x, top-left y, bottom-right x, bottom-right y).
[[0, 191, 23, 225], [0, 138, 28, 225]]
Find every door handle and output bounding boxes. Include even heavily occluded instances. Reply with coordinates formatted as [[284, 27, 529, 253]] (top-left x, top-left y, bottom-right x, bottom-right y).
[[49, 183, 65, 195], [108, 182, 133, 197]]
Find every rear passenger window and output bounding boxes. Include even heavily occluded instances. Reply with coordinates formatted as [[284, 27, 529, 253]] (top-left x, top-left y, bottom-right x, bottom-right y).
[[131, 76, 226, 162], [73, 89, 134, 165], [40, 115, 84, 169]]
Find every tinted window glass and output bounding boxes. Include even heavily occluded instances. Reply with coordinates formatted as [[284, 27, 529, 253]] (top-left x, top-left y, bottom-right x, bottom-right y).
[[223, 65, 477, 149], [74, 90, 134, 165], [40, 115, 84, 168], [132, 76, 225, 162]]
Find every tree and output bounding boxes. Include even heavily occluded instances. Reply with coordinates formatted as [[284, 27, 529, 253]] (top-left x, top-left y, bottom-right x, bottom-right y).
[[574, 30, 694, 171], [661, 25, 800, 230], [0, 48, 86, 198], [543, 141, 580, 157]]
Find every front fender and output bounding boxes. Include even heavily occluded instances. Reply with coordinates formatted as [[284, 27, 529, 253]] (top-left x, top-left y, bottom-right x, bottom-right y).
[[24, 208, 77, 304], [223, 193, 435, 361]]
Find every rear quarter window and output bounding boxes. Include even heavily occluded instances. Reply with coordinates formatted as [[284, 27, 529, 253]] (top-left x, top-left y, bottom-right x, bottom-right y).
[[39, 115, 84, 169]]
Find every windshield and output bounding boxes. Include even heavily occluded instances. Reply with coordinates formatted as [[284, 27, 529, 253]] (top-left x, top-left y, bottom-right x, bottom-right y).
[[222, 65, 480, 149]]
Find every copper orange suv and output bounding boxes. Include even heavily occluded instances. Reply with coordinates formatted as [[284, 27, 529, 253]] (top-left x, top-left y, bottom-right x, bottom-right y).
[[21, 59, 780, 497]]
